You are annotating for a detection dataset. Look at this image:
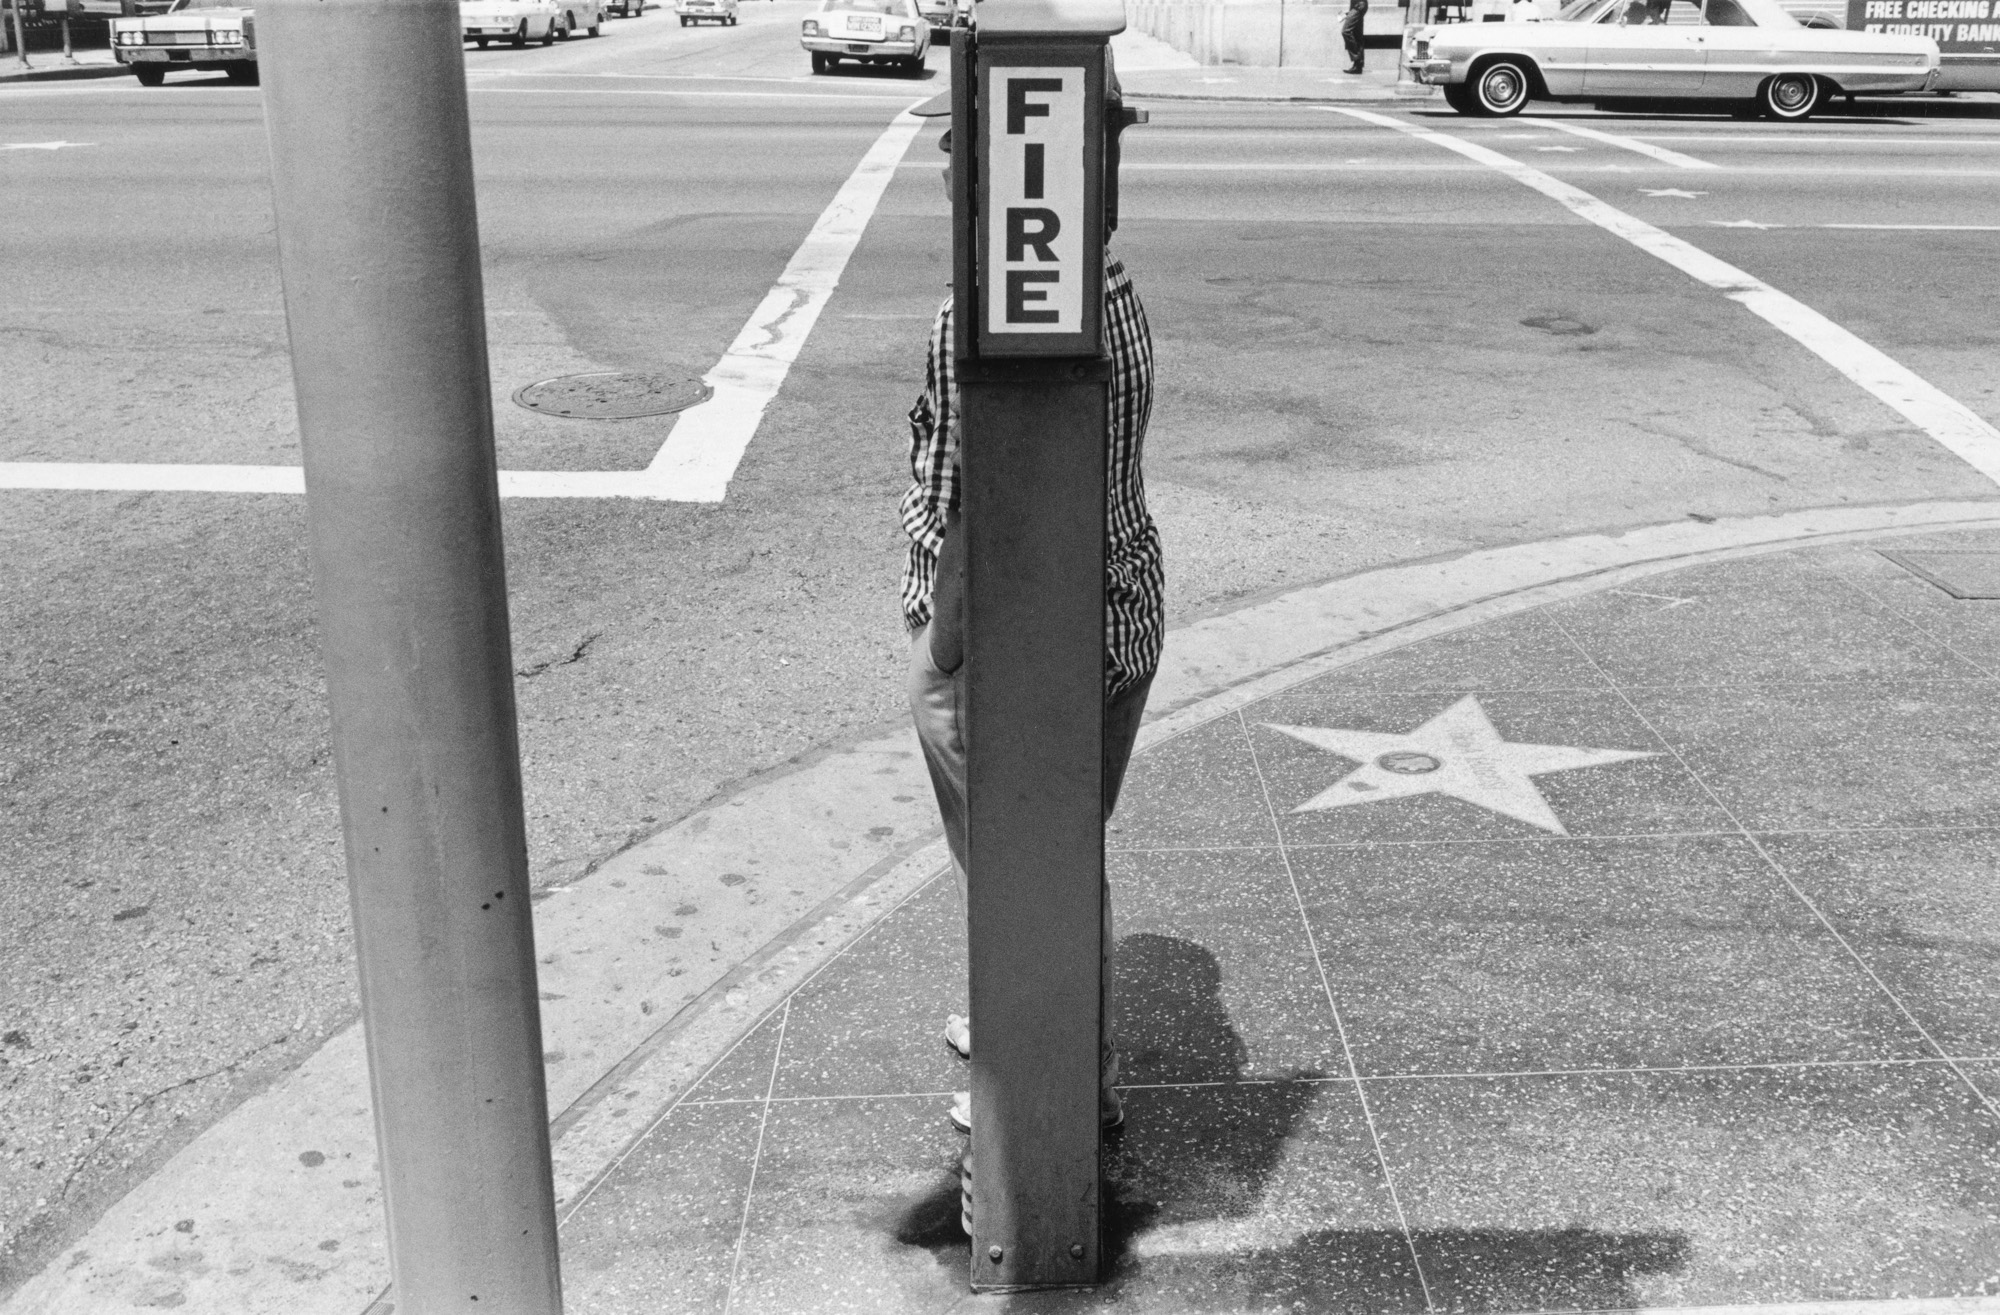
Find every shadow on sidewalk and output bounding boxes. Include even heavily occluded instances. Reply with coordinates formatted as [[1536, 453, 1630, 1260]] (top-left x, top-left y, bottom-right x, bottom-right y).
[[890, 933, 1690, 1311]]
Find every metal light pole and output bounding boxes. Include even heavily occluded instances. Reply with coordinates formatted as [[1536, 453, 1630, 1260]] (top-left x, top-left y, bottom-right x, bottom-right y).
[[10, 0, 30, 68], [258, 2, 563, 1311]]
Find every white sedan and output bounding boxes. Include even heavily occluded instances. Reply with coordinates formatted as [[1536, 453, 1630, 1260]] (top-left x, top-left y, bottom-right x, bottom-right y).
[[461, 0, 603, 46], [1408, 0, 1939, 118], [801, 0, 930, 74]]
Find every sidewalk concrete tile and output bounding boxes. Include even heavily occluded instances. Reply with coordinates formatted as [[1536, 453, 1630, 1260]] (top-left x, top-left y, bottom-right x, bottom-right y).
[[681, 1009, 793, 1104], [767, 879, 962, 1102], [1367, 1065, 2000, 1306], [1626, 680, 2000, 832], [1757, 829, 2000, 1056], [1544, 553, 1994, 687], [558, 1101, 764, 1315], [1289, 836, 1934, 1076], [1112, 847, 1347, 1083], [1323, 610, 1616, 695], [1109, 714, 1278, 850]]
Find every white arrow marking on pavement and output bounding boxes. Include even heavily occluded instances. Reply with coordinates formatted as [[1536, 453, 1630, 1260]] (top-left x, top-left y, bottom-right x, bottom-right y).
[[1325, 106, 2000, 492], [2, 140, 95, 150], [1264, 696, 1653, 836], [1640, 187, 1707, 197], [1536, 145, 1582, 152]]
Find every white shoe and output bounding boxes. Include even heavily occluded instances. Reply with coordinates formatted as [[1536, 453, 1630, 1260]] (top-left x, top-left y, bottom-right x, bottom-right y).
[[944, 1013, 971, 1059]]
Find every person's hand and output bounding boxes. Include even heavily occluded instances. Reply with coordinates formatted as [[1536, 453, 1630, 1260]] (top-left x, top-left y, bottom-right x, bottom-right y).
[[929, 509, 966, 674]]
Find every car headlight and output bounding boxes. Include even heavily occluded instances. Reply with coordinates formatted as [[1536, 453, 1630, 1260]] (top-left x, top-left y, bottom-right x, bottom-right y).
[[802, 18, 819, 31], [896, 23, 913, 36], [211, 27, 241, 43]]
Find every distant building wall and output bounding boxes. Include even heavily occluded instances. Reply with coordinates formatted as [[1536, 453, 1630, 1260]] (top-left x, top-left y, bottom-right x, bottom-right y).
[[1127, 0, 1411, 66]]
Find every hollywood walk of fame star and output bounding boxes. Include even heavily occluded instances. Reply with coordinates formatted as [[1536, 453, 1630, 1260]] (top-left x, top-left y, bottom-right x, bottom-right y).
[[1640, 187, 1708, 198], [1262, 695, 1655, 836]]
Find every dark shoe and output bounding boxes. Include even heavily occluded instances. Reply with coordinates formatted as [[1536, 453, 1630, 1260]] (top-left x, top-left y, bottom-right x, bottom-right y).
[[1345, 64, 1366, 74]]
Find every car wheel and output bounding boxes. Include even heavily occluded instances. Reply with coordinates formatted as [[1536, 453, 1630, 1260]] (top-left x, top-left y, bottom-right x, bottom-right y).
[[512, 18, 527, 43], [543, 14, 559, 40], [1471, 58, 1532, 116], [1759, 72, 1820, 120], [588, 14, 600, 32], [811, 50, 829, 72], [1441, 82, 1475, 114], [558, 11, 574, 37], [475, 34, 489, 44], [225, 62, 259, 83], [133, 64, 166, 85]]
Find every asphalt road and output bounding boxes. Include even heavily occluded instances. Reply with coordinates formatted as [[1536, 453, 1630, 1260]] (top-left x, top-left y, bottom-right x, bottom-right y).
[[4, 6, 1999, 1293]]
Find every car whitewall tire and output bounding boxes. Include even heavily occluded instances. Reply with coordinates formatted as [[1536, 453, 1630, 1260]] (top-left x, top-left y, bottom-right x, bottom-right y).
[[1760, 72, 1821, 120], [1472, 58, 1532, 116]]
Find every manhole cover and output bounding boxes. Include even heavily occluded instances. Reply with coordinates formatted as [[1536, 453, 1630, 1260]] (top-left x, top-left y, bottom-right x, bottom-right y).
[[512, 372, 711, 420], [1377, 751, 1442, 775], [1880, 550, 2000, 600]]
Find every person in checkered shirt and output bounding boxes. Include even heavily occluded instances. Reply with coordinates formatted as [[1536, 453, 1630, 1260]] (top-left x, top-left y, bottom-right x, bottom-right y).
[[901, 123, 1165, 1134]]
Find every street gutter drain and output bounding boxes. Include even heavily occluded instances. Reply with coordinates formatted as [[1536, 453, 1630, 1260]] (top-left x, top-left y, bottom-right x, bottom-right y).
[[512, 372, 711, 420], [1880, 550, 2000, 600]]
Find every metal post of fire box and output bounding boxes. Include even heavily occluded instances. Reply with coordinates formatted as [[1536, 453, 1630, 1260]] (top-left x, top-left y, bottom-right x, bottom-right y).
[[952, 0, 1125, 1292]]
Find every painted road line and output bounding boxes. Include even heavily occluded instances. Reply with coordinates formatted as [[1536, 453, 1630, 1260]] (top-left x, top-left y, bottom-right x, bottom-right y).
[[0, 102, 930, 502], [0, 463, 305, 494], [469, 87, 922, 102], [18, 499, 2000, 1315], [1535, 116, 1718, 169], [1820, 222, 2000, 231], [1325, 106, 2000, 491], [1627, 134, 2000, 146], [640, 104, 929, 501]]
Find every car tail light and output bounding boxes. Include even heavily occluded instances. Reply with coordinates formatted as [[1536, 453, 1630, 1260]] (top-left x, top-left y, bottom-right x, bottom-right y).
[[241, 14, 253, 47]]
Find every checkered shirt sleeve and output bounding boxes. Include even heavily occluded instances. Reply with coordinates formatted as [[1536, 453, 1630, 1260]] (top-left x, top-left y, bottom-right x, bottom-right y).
[[899, 258, 1166, 697]]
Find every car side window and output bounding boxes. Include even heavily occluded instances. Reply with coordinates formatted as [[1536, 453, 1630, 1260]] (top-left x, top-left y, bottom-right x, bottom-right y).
[[1702, 0, 1757, 23], [1664, 0, 1703, 22]]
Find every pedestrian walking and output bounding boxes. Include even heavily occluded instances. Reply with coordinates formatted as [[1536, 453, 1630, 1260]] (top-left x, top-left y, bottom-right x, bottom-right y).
[[901, 123, 1166, 1136], [1342, 0, 1369, 73]]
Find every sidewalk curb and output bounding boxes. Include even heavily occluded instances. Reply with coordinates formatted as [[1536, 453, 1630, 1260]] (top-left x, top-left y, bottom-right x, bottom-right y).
[[10, 498, 2000, 1315], [0, 63, 127, 83]]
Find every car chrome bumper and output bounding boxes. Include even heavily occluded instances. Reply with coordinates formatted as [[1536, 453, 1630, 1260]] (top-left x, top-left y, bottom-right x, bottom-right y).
[[802, 36, 919, 53], [118, 46, 253, 61], [1406, 57, 1453, 83]]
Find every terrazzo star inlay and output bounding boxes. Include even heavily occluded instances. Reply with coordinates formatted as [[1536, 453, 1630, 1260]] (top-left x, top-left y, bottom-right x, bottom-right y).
[[1263, 695, 1656, 835]]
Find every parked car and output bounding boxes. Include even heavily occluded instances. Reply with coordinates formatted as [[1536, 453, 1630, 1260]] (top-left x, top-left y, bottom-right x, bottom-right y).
[[606, 0, 639, 15], [108, 0, 255, 85], [915, 0, 952, 34], [676, 0, 736, 23], [801, 0, 929, 73], [1406, 0, 1938, 117], [460, 0, 601, 45]]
